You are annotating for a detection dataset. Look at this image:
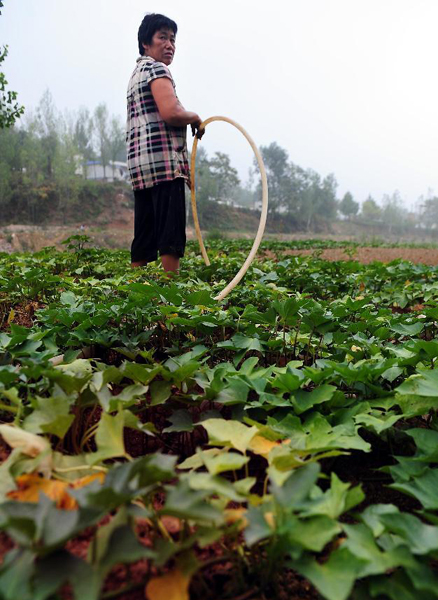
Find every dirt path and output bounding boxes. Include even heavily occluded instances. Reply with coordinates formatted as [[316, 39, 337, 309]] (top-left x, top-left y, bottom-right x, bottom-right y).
[[2, 223, 438, 266], [263, 247, 438, 265]]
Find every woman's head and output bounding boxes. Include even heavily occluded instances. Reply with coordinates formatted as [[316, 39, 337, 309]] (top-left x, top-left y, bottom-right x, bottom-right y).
[[138, 13, 178, 57]]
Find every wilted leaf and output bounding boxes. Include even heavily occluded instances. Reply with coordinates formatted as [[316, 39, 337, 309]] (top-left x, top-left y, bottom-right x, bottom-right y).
[[146, 568, 190, 600], [248, 435, 280, 457], [0, 425, 50, 457], [7, 473, 104, 510]]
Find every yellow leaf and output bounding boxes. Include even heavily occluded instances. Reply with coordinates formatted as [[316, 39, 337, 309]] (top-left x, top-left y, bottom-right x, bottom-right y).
[[146, 569, 190, 600], [8, 472, 104, 510], [264, 512, 276, 529], [7, 309, 14, 325], [224, 508, 248, 529], [8, 474, 77, 509], [72, 472, 105, 488], [248, 435, 279, 458]]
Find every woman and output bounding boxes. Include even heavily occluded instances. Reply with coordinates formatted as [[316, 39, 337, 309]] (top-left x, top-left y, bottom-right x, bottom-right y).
[[126, 13, 204, 272]]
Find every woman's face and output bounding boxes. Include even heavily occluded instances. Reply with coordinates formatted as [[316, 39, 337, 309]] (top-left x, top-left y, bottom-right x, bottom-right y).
[[143, 28, 176, 65]]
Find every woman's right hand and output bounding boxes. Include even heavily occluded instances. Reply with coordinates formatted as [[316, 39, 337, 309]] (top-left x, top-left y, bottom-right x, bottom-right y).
[[191, 116, 205, 139]]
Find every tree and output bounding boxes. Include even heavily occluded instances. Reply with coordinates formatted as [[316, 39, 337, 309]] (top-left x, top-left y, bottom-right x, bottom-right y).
[[297, 170, 338, 231], [361, 196, 381, 222], [192, 146, 217, 216], [299, 169, 322, 231], [0, 45, 24, 128], [421, 196, 438, 229], [35, 89, 59, 178], [320, 173, 338, 220], [108, 115, 126, 179], [74, 107, 95, 177], [209, 151, 240, 203], [339, 191, 359, 220], [53, 116, 81, 223], [381, 191, 407, 234], [256, 142, 294, 214], [93, 103, 110, 178]]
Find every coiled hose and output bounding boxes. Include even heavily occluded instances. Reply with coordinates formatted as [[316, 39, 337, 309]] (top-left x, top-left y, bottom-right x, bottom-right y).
[[190, 116, 268, 301]]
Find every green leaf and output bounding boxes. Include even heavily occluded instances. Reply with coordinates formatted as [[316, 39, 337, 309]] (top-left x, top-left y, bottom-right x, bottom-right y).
[[150, 380, 172, 406], [106, 384, 148, 412], [395, 393, 438, 417], [90, 366, 123, 392], [216, 378, 249, 405], [272, 462, 320, 507], [390, 321, 424, 336], [163, 410, 194, 433], [203, 450, 249, 476], [406, 428, 438, 461], [381, 366, 403, 382], [0, 548, 34, 600], [396, 369, 438, 397], [59, 291, 78, 307], [343, 523, 415, 576], [217, 334, 264, 353], [33, 550, 96, 600], [354, 411, 402, 434], [359, 503, 399, 537], [244, 505, 274, 546], [162, 480, 222, 525], [201, 419, 258, 453], [178, 448, 221, 471], [89, 507, 128, 565], [369, 571, 437, 600], [185, 290, 216, 306], [406, 560, 438, 595], [119, 362, 161, 385], [287, 516, 341, 552], [301, 473, 363, 519], [380, 512, 438, 554], [272, 365, 305, 393], [303, 413, 371, 453], [187, 472, 244, 502], [23, 393, 75, 439], [87, 412, 126, 465], [98, 524, 155, 575], [295, 547, 366, 600], [292, 384, 336, 414], [390, 467, 438, 510]]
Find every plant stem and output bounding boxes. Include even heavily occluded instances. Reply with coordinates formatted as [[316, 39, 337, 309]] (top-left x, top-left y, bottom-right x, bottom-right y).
[[101, 580, 146, 599]]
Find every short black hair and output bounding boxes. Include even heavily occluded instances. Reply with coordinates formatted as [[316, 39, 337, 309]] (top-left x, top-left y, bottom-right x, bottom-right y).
[[138, 13, 178, 55]]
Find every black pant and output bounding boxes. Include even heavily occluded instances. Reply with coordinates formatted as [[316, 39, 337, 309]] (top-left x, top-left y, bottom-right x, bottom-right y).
[[131, 178, 186, 263]]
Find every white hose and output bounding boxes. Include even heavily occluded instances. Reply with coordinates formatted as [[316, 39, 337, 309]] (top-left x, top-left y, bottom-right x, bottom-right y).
[[190, 116, 268, 301]]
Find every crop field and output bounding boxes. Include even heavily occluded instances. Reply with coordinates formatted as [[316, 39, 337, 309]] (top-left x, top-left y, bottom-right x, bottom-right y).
[[2, 236, 438, 600]]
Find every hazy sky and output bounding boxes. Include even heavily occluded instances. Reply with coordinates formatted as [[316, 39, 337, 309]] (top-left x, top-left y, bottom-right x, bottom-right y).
[[1, 0, 438, 208]]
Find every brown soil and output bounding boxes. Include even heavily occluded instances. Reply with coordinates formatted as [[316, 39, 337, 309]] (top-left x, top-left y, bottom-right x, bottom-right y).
[[263, 246, 438, 265]]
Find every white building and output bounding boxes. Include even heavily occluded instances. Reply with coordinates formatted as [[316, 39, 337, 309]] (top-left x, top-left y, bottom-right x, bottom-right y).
[[75, 160, 129, 183]]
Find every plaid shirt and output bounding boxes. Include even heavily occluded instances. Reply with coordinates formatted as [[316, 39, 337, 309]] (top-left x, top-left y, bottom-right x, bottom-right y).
[[126, 56, 190, 190]]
